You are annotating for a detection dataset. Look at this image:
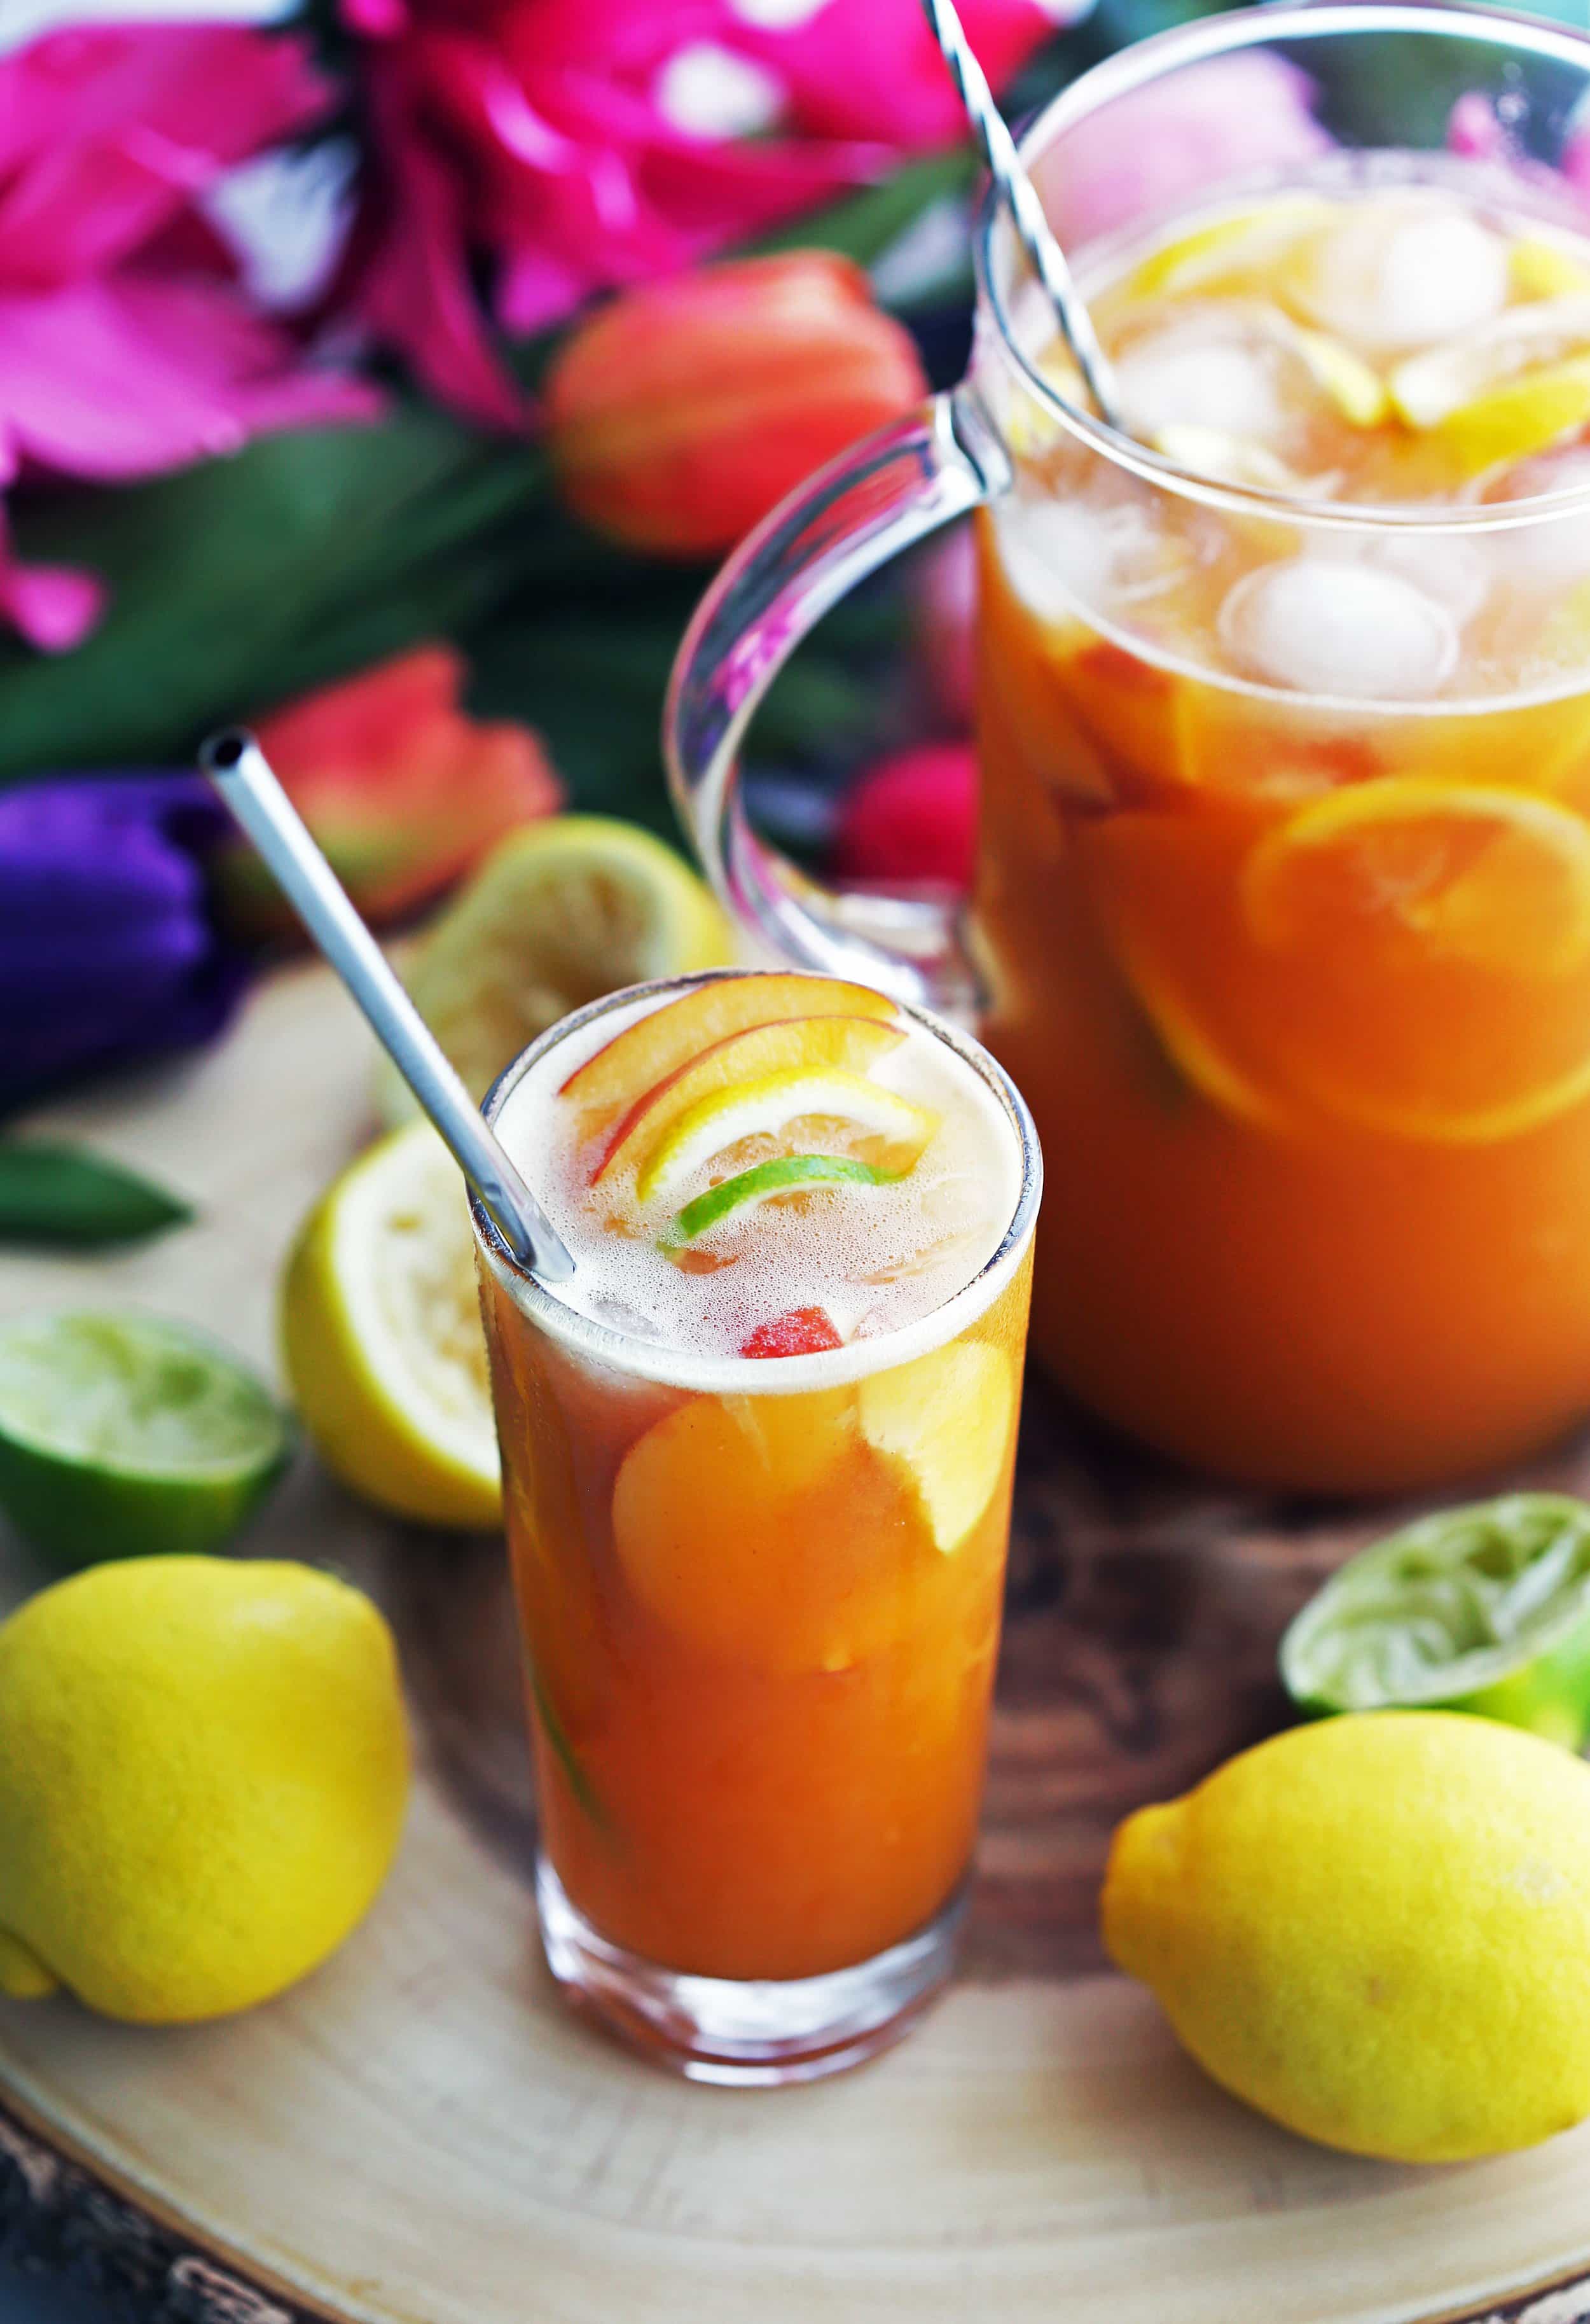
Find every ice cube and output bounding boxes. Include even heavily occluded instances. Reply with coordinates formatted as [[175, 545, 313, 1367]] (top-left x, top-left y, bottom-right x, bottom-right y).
[[1486, 447, 1590, 585], [1286, 197, 1508, 352], [1361, 533, 1489, 625], [1114, 305, 1289, 439], [1220, 557, 1459, 699], [993, 494, 1191, 625]]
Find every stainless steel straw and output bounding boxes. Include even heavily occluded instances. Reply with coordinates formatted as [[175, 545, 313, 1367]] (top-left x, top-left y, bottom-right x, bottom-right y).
[[200, 728, 576, 1284], [918, 0, 1126, 430]]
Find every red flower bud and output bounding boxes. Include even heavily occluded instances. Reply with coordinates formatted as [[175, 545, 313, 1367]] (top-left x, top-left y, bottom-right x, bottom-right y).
[[545, 254, 929, 559], [216, 645, 562, 935]]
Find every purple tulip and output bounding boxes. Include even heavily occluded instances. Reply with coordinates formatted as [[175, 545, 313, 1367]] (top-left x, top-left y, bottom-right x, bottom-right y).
[[0, 776, 251, 1113]]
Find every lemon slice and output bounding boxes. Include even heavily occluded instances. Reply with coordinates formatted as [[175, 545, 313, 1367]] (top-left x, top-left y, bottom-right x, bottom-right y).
[[595, 1012, 904, 1183], [633, 1069, 939, 1209], [280, 1124, 500, 1527], [377, 817, 733, 1121], [858, 1342, 1016, 1554], [1510, 236, 1590, 303], [1124, 198, 1329, 303], [1292, 328, 1386, 426], [1390, 296, 1590, 425]]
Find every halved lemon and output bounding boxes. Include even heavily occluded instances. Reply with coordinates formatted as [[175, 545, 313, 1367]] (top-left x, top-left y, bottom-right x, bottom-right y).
[[633, 1069, 939, 1210], [1240, 778, 1590, 1141], [280, 1124, 500, 1527], [594, 1013, 904, 1183], [858, 1342, 1017, 1554], [377, 816, 734, 1120]]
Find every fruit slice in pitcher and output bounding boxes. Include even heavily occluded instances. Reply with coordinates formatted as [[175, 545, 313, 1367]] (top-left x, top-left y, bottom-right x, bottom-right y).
[[1241, 778, 1590, 1140], [594, 1013, 904, 1183], [560, 973, 898, 1124]]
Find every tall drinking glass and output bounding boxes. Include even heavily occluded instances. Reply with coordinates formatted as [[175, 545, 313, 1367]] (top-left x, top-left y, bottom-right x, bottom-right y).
[[471, 972, 1039, 2084], [667, 4, 1590, 1493]]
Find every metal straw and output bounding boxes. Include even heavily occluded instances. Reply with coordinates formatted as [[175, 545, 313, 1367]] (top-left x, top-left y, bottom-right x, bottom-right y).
[[918, 0, 1126, 431], [200, 728, 576, 1284]]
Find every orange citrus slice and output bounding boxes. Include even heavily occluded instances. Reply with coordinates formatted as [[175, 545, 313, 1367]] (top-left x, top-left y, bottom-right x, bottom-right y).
[[1240, 778, 1590, 1140]]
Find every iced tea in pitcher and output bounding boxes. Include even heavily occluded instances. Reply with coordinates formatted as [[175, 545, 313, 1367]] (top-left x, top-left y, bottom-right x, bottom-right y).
[[976, 165, 1590, 1490]]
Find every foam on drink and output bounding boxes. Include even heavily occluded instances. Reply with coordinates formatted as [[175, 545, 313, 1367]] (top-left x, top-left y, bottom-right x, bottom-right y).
[[494, 985, 1023, 1358]]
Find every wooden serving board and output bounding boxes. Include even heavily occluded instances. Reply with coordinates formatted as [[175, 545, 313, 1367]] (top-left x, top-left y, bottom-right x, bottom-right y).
[[3, 964, 1590, 2324]]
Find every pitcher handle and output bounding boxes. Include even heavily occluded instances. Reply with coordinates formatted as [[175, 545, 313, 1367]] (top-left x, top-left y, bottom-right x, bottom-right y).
[[664, 384, 1013, 1020]]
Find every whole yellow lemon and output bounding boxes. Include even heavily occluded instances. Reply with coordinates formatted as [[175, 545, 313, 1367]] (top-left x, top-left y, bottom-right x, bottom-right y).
[[1103, 1711, 1590, 2162], [0, 1556, 409, 2023]]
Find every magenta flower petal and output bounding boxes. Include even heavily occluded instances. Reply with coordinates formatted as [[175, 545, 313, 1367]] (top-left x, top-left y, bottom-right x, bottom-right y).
[[0, 280, 378, 482], [1035, 52, 1333, 249], [0, 26, 331, 287], [342, 0, 1072, 418], [0, 21, 379, 650], [0, 514, 104, 656]]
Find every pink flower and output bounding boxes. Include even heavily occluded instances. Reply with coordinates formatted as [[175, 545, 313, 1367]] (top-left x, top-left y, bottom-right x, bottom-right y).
[[340, 0, 1070, 427], [1449, 92, 1590, 215], [1034, 52, 1332, 249], [832, 741, 976, 891], [0, 25, 381, 652]]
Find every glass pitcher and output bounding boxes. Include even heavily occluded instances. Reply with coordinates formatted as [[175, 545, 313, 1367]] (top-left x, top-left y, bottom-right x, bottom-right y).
[[667, 2, 1590, 1494]]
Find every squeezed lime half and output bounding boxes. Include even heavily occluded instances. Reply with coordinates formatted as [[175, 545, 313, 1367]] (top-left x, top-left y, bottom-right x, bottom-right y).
[[1280, 1493, 1590, 1747], [0, 1311, 292, 1566]]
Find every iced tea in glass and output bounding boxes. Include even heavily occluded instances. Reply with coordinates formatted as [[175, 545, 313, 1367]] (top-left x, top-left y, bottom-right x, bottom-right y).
[[471, 970, 1039, 2082]]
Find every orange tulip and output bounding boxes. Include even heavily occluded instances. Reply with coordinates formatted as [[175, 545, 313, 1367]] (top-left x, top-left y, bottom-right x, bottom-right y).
[[544, 254, 929, 559], [217, 644, 561, 935]]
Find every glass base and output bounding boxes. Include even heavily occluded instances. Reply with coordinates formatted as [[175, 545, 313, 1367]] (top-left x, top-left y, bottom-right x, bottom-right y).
[[535, 1855, 965, 2085]]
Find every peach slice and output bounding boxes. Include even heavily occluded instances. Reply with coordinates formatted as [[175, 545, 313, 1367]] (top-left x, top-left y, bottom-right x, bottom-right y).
[[593, 1012, 904, 1184], [561, 973, 897, 1125], [611, 1389, 925, 1670]]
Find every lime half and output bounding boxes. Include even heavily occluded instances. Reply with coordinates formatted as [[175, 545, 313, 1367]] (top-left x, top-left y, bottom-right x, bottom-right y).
[[1281, 1494, 1590, 1747], [0, 1312, 292, 1567]]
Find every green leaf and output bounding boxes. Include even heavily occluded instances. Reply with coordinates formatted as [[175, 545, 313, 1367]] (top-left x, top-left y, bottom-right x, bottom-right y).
[[0, 405, 555, 783], [525, 1654, 609, 1832], [749, 150, 977, 274], [0, 1145, 193, 1248]]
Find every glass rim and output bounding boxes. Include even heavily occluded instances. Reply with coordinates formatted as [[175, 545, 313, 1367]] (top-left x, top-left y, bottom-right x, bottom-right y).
[[469, 969, 1043, 1396], [974, 0, 1590, 536]]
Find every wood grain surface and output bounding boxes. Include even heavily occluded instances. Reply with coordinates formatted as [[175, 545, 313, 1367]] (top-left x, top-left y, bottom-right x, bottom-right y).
[[1, 964, 1589, 2324]]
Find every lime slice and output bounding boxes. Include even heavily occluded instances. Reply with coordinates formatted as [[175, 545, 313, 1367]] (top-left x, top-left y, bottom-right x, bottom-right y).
[[1280, 1494, 1590, 1746], [281, 1124, 500, 1529], [377, 816, 734, 1122], [668, 1153, 894, 1244], [0, 1311, 291, 1567]]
